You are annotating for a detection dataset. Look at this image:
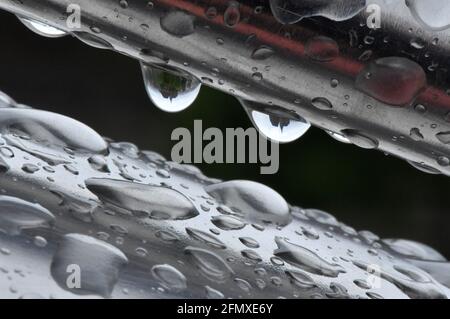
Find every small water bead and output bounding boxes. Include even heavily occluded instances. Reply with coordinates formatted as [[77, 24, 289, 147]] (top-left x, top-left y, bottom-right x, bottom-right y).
[[341, 129, 379, 149], [355, 57, 427, 106], [184, 247, 234, 282], [252, 72, 263, 81], [205, 286, 224, 299], [269, 0, 366, 24], [119, 0, 128, 9], [437, 156, 450, 167], [160, 10, 195, 37], [410, 128, 424, 141], [305, 36, 339, 62], [17, 16, 67, 38], [88, 155, 110, 172], [211, 215, 246, 231], [241, 100, 311, 143], [141, 63, 201, 113], [414, 104, 427, 113], [186, 227, 226, 249], [239, 237, 260, 249], [251, 46, 275, 60], [311, 97, 333, 110], [151, 264, 187, 292], [22, 163, 39, 174], [436, 132, 450, 144], [224, 1, 241, 27], [33, 236, 48, 248]]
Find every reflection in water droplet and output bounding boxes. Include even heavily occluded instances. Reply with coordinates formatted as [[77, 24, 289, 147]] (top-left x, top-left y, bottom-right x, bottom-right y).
[[355, 57, 427, 106], [86, 178, 199, 220], [240, 100, 310, 143], [51, 234, 128, 297], [206, 180, 291, 226], [269, 0, 366, 24], [0, 196, 55, 236], [160, 10, 196, 37], [141, 63, 201, 113], [251, 46, 275, 60], [18, 16, 67, 38], [151, 264, 187, 292]]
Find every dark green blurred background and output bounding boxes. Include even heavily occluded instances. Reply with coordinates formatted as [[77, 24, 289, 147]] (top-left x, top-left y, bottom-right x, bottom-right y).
[[0, 11, 448, 257]]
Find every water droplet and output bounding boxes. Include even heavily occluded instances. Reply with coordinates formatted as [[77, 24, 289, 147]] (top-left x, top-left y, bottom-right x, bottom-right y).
[[206, 180, 291, 226], [0, 196, 55, 236], [224, 1, 241, 27], [383, 239, 446, 261], [406, 0, 450, 31], [241, 100, 310, 143], [88, 155, 110, 173], [326, 130, 351, 144], [211, 215, 246, 230], [205, 285, 224, 299], [186, 227, 226, 249], [184, 246, 234, 282], [33, 236, 48, 248], [341, 129, 379, 149], [305, 36, 339, 62], [269, 0, 366, 24], [311, 97, 333, 110], [17, 16, 67, 38], [274, 237, 345, 277], [160, 10, 195, 37], [408, 161, 441, 175], [151, 264, 187, 292], [437, 155, 450, 167], [141, 63, 201, 113], [73, 32, 113, 50], [51, 234, 128, 297], [436, 131, 450, 144], [251, 46, 275, 60], [0, 108, 108, 154], [286, 270, 317, 289], [355, 57, 427, 106], [239, 237, 260, 249], [410, 127, 424, 141], [86, 178, 199, 220]]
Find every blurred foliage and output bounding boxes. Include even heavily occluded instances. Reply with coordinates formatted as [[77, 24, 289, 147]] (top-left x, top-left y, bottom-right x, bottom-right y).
[[0, 12, 449, 257]]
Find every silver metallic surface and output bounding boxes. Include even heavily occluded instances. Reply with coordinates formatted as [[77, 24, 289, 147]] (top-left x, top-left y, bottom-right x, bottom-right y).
[[1, 0, 450, 176]]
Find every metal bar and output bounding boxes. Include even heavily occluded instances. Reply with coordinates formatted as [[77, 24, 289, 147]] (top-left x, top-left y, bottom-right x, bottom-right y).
[[1, 0, 450, 176]]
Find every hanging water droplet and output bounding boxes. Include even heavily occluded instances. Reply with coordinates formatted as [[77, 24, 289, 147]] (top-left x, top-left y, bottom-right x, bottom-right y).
[[160, 10, 196, 37], [206, 180, 291, 226], [0, 91, 17, 108], [141, 63, 201, 113], [326, 130, 351, 144], [240, 100, 310, 143], [408, 161, 441, 175], [17, 16, 67, 38], [151, 264, 187, 292]]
